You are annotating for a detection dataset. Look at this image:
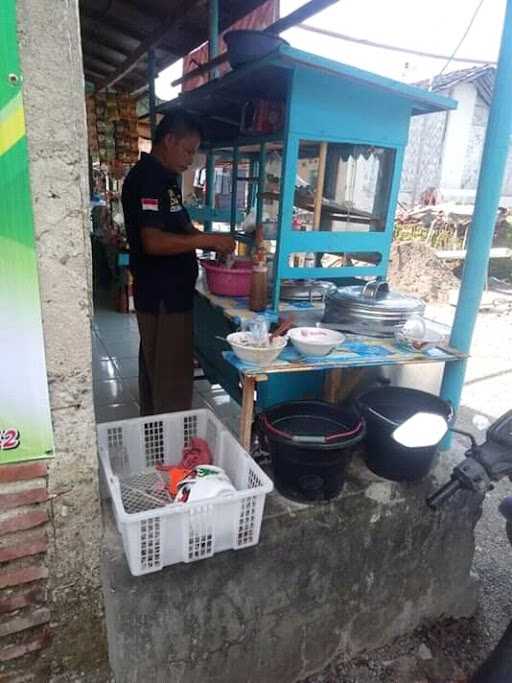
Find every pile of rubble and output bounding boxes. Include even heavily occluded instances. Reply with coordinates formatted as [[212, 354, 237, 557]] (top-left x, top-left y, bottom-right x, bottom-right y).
[[388, 240, 459, 303]]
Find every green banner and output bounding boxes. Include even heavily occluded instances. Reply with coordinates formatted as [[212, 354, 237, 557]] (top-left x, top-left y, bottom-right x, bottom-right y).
[[0, 0, 54, 463]]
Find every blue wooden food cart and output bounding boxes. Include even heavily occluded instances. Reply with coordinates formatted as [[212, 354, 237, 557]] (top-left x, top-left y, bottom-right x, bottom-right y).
[[159, 45, 464, 448]]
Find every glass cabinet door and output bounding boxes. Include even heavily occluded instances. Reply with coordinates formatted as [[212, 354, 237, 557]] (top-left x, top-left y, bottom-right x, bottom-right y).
[[288, 140, 395, 270]]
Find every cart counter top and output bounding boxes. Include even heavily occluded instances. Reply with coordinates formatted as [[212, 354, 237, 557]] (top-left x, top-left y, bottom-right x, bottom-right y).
[[222, 338, 465, 379], [195, 276, 323, 326], [195, 278, 466, 379]]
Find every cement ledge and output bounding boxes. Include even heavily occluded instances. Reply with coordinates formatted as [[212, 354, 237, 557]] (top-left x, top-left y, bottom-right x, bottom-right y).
[[101, 444, 481, 683]]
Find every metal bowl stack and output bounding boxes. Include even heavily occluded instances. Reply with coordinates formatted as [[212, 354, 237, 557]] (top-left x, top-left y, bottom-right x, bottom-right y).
[[323, 280, 425, 337]]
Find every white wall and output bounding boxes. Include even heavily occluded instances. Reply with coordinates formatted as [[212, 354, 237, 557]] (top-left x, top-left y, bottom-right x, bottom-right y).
[[439, 82, 478, 192]]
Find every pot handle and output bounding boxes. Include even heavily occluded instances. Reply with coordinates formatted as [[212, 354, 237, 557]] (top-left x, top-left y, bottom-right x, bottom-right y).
[[362, 279, 389, 300], [260, 414, 364, 444], [291, 434, 329, 444]]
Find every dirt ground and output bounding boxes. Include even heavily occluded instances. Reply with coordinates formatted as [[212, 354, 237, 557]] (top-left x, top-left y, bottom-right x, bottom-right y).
[[302, 290, 512, 683], [302, 483, 512, 683], [388, 241, 460, 303]]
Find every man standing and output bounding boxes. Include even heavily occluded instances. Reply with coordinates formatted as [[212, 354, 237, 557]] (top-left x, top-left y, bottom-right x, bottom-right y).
[[122, 110, 234, 415]]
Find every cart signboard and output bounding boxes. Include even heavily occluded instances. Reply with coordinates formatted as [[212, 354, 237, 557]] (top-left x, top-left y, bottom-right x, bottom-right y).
[[0, 0, 54, 463]]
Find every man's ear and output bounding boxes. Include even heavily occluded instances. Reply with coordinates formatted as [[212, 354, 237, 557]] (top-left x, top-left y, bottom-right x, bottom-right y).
[[164, 131, 176, 147]]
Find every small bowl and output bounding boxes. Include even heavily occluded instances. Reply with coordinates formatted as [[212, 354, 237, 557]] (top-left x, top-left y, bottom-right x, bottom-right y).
[[227, 332, 287, 366], [394, 326, 444, 352], [288, 327, 345, 357]]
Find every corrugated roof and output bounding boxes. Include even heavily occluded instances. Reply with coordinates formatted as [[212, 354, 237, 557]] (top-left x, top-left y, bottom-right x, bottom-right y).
[[79, 0, 270, 95], [415, 65, 495, 106]]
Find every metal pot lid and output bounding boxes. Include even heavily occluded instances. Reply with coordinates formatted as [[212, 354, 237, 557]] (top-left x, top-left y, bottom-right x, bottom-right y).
[[280, 279, 334, 301], [325, 280, 424, 314]]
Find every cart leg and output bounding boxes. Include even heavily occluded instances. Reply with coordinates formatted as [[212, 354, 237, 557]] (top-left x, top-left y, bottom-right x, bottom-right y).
[[240, 376, 256, 451], [324, 368, 344, 403], [323, 368, 365, 403]]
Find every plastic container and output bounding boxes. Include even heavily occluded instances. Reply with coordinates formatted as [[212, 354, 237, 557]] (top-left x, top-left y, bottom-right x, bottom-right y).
[[260, 401, 365, 502], [202, 259, 252, 297], [394, 317, 446, 352], [249, 265, 268, 311], [357, 386, 453, 481], [97, 409, 273, 575], [249, 225, 268, 311]]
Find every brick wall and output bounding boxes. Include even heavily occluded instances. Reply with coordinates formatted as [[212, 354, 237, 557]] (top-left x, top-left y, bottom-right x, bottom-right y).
[[0, 461, 51, 680]]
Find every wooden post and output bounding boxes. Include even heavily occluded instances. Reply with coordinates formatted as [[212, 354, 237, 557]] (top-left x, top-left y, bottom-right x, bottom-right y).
[[148, 49, 157, 139], [209, 0, 219, 80], [323, 368, 343, 403], [230, 146, 240, 233], [323, 368, 365, 403], [205, 149, 215, 233], [256, 143, 266, 225], [240, 376, 256, 451], [313, 142, 328, 230]]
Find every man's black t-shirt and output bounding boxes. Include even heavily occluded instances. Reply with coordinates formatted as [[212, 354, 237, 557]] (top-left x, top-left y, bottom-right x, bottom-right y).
[[121, 152, 198, 313]]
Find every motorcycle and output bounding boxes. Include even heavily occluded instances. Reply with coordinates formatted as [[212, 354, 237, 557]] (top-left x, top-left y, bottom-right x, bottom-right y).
[[425, 410, 512, 683]]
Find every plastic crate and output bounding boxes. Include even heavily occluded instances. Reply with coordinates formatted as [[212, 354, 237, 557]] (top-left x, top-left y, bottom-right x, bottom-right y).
[[97, 409, 273, 576]]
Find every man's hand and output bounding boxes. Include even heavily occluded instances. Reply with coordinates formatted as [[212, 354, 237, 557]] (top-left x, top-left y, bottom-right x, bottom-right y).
[[206, 234, 236, 255]]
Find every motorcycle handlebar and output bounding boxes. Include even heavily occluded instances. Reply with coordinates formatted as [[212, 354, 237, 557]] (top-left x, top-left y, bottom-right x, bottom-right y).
[[427, 479, 462, 510]]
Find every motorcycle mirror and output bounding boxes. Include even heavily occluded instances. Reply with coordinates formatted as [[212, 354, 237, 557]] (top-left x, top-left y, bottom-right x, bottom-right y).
[[392, 412, 449, 448], [472, 414, 491, 432]]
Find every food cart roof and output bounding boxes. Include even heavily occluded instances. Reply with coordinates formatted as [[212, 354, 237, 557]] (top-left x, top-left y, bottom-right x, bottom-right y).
[[158, 44, 457, 142], [278, 46, 458, 115], [79, 0, 270, 95]]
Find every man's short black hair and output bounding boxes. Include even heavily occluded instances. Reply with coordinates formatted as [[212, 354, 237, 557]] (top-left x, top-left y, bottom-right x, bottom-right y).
[[153, 110, 203, 145]]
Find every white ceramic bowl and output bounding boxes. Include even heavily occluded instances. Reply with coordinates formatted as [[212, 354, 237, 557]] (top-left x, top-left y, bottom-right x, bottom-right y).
[[227, 332, 287, 366], [288, 327, 345, 356]]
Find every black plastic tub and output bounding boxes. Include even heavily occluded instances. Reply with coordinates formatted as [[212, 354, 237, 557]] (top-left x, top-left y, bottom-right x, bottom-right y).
[[224, 30, 289, 68], [357, 386, 453, 482], [260, 401, 365, 502]]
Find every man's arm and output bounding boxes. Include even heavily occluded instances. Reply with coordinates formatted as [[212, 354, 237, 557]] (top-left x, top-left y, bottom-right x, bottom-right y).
[[183, 221, 203, 236], [141, 226, 235, 256]]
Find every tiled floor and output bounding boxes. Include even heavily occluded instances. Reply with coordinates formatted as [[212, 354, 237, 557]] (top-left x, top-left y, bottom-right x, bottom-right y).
[[92, 301, 241, 434]]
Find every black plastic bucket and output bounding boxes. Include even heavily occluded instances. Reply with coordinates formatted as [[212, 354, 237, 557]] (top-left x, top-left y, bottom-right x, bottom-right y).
[[260, 401, 365, 502], [357, 386, 452, 482]]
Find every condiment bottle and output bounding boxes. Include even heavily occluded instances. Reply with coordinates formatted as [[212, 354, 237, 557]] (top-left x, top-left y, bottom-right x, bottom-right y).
[[249, 225, 268, 312]]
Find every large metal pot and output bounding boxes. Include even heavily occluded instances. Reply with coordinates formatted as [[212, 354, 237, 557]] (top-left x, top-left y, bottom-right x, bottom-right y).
[[323, 280, 425, 337]]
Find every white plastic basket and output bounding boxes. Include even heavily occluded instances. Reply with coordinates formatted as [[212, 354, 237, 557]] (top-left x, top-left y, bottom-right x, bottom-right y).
[[97, 409, 273, 576]]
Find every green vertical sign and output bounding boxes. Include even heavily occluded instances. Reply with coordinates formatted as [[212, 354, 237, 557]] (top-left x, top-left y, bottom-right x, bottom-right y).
[[0, 0, 54, 463]]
